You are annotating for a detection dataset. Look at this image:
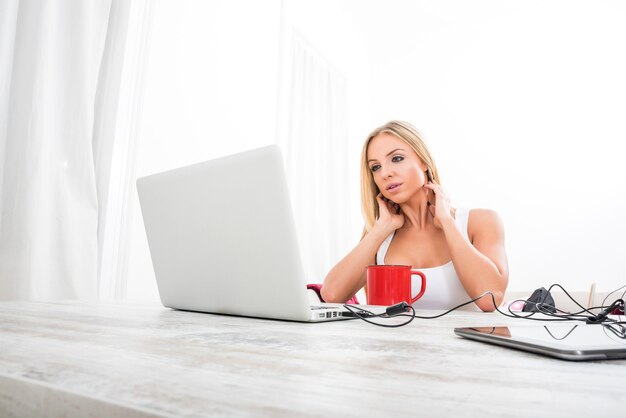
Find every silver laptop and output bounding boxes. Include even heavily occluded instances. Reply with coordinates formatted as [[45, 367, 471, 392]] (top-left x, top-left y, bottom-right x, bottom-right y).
[[137, 145, 368, 322]]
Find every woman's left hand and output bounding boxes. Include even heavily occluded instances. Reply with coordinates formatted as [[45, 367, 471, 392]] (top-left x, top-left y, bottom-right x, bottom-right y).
[[423, 181, 453, 229]]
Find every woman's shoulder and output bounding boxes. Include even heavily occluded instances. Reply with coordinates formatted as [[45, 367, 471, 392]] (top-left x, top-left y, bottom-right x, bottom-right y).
[[467, 208, 504, 240], [468, 208, 500, 220]]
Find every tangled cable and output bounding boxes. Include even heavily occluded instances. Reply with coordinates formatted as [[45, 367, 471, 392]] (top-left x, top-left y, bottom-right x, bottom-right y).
[[343, 283, 625, 328]]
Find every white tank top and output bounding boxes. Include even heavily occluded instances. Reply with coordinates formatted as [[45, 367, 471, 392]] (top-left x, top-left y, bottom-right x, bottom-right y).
[[376, 208, 480, 311]]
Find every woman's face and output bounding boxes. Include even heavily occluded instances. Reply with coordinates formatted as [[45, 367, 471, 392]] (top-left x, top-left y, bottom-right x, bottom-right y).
[[367, 133, 428, 204]]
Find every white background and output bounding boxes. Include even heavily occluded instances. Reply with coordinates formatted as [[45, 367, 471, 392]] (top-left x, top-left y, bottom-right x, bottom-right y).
[[127, 0, 626, 300]]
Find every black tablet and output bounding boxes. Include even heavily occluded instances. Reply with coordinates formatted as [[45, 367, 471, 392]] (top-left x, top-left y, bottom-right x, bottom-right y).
[[454, 323, 626, 361]]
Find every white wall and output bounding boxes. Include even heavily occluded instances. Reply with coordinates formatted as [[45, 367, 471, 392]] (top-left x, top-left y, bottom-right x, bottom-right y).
[[128, 0, 626, 300], [276, 0, 370, 282], [127, 0, 281, 299], [350, 0, 626, 293]]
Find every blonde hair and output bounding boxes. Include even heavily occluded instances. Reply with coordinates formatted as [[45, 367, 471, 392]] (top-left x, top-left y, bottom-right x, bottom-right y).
[[360, 120, 441, 236]]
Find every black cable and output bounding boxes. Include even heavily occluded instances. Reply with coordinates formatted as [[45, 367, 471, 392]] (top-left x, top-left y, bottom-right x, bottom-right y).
[[344, 291, 512, 326], [586, 299, 625, 324], [507, 300, 595, 322], [544, 325, 578, 340], [601, 284, 626, 311], [343, 283, 626, 328], [507, 293, 624, 325], [602, 323, 626, 341], [343, 303, 416, 328]]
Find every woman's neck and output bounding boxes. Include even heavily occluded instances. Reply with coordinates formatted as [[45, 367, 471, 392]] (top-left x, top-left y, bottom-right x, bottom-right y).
[[398, 190, 433, 231]]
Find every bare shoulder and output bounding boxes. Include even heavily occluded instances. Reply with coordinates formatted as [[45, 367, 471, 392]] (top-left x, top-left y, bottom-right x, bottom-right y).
[[467, 208, 504, 241]]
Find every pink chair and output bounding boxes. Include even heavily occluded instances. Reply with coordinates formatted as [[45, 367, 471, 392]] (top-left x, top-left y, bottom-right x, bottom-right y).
[[307, 284, 360, 304]]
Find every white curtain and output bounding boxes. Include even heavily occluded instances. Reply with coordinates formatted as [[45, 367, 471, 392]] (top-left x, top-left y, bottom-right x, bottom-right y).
[[277, 30, 350, 283], [0, 0, 152, 300]]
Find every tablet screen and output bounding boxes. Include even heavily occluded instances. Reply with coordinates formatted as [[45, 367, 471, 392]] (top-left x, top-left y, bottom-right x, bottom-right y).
[[454, 323, 626, 360]]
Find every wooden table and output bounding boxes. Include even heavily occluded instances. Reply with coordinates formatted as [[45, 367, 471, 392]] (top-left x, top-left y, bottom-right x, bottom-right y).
[[1, 301, 624, 417]]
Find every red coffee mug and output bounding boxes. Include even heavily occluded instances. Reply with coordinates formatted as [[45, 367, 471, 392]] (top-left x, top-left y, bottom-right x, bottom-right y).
[[366, 265, 426, 306]]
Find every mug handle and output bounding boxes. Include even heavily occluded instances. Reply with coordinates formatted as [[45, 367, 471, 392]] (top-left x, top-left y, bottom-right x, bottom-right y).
[[410, 270, 426, 304]]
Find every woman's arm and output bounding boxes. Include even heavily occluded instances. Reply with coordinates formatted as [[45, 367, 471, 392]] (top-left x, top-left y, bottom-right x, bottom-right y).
[[424, 182, 509, 312], [321, 225, 391, 303], [322, 194, 403, 303], [441, 209, 509, 311]]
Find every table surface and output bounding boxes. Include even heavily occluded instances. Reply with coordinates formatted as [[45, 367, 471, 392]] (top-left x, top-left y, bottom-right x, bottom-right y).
[[1, 300, 624, 417]]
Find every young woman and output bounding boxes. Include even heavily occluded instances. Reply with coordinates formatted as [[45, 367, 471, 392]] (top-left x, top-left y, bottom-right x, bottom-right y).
[[321, 121, 508, 311]]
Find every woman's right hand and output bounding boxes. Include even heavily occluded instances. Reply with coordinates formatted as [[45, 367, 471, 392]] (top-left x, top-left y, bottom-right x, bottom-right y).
[[375, 193, 405, 232]]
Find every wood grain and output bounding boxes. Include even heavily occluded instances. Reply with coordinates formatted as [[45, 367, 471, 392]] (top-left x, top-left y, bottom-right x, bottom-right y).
[[0, 301, 623, 417]]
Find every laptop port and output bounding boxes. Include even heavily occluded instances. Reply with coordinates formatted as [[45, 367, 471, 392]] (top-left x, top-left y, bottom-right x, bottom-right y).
[[332, 312, 337, 317], [325, 312, 332, 318]]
